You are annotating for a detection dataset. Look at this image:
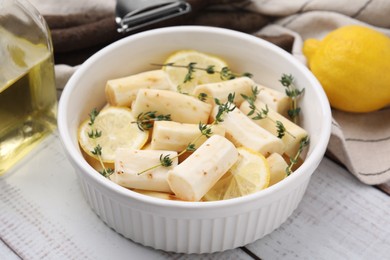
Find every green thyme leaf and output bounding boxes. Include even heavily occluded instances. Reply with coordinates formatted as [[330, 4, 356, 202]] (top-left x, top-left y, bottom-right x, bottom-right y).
[[286, 136, 310, 176], [88, 108, 99, 126], [133, 111, 171, 131], [279, 74, 305, 124], [160, 154, 173, 167]]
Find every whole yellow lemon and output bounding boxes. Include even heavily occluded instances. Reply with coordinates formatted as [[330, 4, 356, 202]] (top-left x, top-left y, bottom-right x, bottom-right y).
[[303, 25, 390, 113]]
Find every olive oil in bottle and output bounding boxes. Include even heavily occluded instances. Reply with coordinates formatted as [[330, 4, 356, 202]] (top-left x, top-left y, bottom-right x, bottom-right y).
[[0, 25, 57, 176]]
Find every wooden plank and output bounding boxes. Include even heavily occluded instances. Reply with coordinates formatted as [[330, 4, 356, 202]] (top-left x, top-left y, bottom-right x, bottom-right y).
[[162, 248, 255, 259], [0, 239, 20, 260], [0, 133, 160, 259], [0, 132, 253, 259], [2, 131, 388, 259], [327, 155, 390, 196], [246, 157, 390, 259]]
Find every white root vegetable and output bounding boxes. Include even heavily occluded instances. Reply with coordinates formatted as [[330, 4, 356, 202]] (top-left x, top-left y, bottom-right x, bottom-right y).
[[266, 153, 288, 186], [151, 121, 225, 151], [240, 100, 308, 157], [132, 189, 180, 201], [192, 77, 254, 106], [132, 89, 212, 124], [105, 70, 173, 106], [256, 84, 291, 117], [111, 148, 178, 193], [167, 135, 238, 201], [211, 106, 284, 156]]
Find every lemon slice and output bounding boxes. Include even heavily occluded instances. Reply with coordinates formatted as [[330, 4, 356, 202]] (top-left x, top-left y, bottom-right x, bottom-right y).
[[203, 147, 270, 201], [162, 50, 229, 94], [78, 106, 149, 163], [80, 149, 115, 173]]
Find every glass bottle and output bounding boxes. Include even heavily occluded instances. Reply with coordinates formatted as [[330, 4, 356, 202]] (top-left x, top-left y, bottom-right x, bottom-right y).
[[0, 0, 57, 176]]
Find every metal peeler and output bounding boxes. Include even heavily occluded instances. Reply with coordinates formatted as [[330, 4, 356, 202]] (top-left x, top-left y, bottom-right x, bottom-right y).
[[115, 0, 191, 33]]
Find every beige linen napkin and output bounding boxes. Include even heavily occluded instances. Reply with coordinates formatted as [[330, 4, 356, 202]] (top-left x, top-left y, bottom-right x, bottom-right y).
[[252, 2, 390, 185], [32, 0, 390, 185]]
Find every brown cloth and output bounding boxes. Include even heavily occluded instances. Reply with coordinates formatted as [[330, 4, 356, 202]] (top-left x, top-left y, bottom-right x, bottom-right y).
[[43, 0, 291, 65]]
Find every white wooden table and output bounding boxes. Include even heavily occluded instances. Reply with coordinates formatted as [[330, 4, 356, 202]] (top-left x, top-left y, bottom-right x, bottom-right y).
[[1, 131, 389, 260]]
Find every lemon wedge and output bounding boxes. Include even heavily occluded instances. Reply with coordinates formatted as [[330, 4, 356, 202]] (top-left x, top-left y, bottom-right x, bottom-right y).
[[162, 50, 229, 94], [78, 106, 149, 163], [203, 147, 270, 201]]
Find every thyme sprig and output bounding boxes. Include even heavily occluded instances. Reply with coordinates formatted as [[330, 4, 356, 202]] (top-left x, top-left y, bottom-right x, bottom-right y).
[[160, 154, 174, 167], [280, 74, 305, 124], [135, 153, 174, 175], [132, 111, 171, 131], [87, 108, 114, 178], [285, 136, 310, 176], [137, 94, 236, 175], [91, 144, 114, 178], [88, 108, 99, 126], [241, 86, 295, 139], [214, 93, 237, 123], [152, 62, 253, 82], [275, 121, 287, 139], [183, 62, 197, 83]]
